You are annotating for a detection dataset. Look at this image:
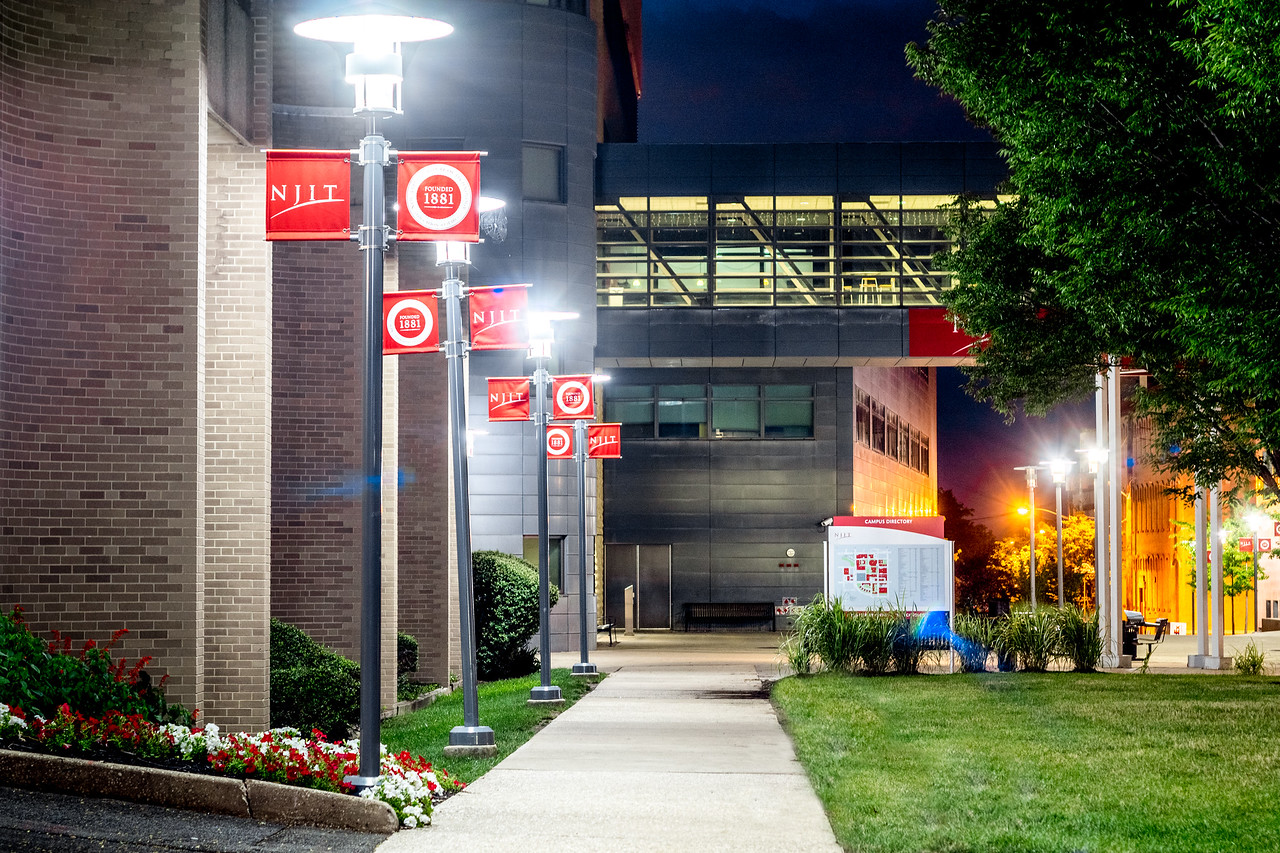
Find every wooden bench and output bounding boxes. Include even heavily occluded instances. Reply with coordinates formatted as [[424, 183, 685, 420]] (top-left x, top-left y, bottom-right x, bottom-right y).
[[683, 602, 776, 632]]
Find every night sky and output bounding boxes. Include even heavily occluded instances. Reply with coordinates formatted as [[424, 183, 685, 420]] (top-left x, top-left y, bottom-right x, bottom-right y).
[[637, 0, 1091, 533]]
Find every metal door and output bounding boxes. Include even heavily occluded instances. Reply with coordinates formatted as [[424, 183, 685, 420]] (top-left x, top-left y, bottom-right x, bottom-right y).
[[604, 544, 672, 629]]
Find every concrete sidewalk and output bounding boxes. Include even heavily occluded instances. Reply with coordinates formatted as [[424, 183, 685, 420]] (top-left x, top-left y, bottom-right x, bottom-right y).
[[378, 632, 839, 853]]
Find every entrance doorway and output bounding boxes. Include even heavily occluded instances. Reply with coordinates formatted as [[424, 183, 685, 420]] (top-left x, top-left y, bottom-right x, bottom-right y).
[[605, 544, 672, 629]]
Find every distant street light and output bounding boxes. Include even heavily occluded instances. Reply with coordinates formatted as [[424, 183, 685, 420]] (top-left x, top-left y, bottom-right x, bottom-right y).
[[1013, 465, 1040, 606], [1045, 458, 1073, 608]]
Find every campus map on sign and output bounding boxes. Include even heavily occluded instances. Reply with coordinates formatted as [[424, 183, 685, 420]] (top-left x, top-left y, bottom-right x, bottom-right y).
[[827, 517, 952, 612]]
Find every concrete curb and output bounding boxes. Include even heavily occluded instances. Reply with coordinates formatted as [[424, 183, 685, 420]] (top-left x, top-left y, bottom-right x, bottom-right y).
[[0, 748, 398, 834]]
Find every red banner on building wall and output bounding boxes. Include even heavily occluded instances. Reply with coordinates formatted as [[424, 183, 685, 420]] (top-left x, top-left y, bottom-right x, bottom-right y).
[[382, 291, 440, 354], [265, 150, 351, 240], [546, 425, 574, 459], [587, 423, 622, 459], [487, 377, 531, 421], [906, 308, 985, 359], [552, 374, 595, 421], [469, 284, 529, 351], [396, 152, 481, 242]]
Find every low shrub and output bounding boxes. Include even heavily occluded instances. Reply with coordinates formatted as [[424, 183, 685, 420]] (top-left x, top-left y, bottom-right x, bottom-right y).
[[798, 596, 860, 672], [1234, 641, 1267, 676], [397, 632, 419, 678], [473, 551, 558, 681], [269, 619, 360, 740], [889, 612, 926, 675], [0, 607, 191, 726]]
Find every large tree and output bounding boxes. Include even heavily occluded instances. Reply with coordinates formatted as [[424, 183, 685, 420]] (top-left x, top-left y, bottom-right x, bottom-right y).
[[907, 0, 1280, 500]]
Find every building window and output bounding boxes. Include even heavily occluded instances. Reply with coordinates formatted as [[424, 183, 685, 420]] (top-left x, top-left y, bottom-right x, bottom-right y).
[[523, 536, 563, 590], [854, 385, 930, 474], [523, 144, 565, 204], [764, 385, 814, 437], [606, 384, 813, 440], [657, 385, 707, 438]]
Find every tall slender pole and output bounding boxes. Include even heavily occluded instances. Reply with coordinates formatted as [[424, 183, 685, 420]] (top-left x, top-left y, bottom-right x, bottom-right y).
[[1108, 358, 1123, 662], [1253, 548, 1259, 634], [1194, 487, 1207, 663], [1210, 486, 1225, 663], [442, 246, 496, 754], [351, 120, 387, 787], [1095, 371, 1112, 665], [1055, 481, 1065, 608], [572, 418, 598, 677], [530, 358, 563, 703]]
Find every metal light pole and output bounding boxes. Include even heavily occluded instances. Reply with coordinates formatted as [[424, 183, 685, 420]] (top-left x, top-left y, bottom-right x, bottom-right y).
[[1046, 459, 1073, 608], [438, 241, 497, 756], [293, 7, 453, 788], [571, 417, 598, 678], [1015, 465, 1039, 606], [527, 313, 573, 704]]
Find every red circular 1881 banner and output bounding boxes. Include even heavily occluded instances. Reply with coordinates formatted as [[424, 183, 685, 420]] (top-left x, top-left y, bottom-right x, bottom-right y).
[[546, 425, 573, 459], [382, 291, 440, 354], [397, 152, 481, 242]]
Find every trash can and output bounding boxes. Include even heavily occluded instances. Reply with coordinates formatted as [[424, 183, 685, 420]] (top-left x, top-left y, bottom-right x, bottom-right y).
[[1122, 609, 1143, 659]]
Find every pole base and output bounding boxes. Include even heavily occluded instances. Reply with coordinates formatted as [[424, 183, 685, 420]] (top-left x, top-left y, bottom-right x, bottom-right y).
[[528, 684, 564, 705], [571, 662, 599, 677], [343, 774, 380, 791], [445, 725, 497, 758]]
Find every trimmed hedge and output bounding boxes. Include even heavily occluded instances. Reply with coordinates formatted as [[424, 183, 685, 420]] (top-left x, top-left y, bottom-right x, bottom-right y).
[[269, 619, 360, 739], [473, 551, 558, 681]]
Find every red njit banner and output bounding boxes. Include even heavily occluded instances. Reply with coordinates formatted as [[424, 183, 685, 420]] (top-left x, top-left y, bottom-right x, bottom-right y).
[[487, 377, 531, 422], [396, 152, 481, 242], [546, 425, 574, 459], [382, 291, 440, 354], [587, 423, 622, 459], [265, 150, 351, 241], [1240, 537, 1255, 553], [552, 374, 596, 420], [469, 285, 529, 351], [906, 308, 985, 358]]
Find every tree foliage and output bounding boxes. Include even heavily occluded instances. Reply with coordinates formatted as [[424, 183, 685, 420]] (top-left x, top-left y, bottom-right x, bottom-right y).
[[907, 0, 1280, 501], [991, 513, 1098, 608], [939, 488, 1011, 613]]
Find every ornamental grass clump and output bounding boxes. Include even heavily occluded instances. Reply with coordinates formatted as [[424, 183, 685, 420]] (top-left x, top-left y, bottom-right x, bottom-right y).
[[1055, 604, 1102, 672], [888, 610, 925, 675], [997, 605, 1059, 672], [951, 613, 998, 673], [1234, 641, 1268, 676]]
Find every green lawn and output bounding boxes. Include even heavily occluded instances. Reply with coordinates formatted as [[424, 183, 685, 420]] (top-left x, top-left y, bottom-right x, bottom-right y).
[[772, 672, 1280, 853], [382, 668, 599, 784]]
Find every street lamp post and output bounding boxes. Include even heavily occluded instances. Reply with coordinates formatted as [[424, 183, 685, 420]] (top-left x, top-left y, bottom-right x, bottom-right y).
[[528, 313, 576, 704], [293, 6, 452, 788], [571, 417, 598, 678], [1014, 465, 1040, 606], [1046, 459, 1073, 608], [437, 241, 497, 756]]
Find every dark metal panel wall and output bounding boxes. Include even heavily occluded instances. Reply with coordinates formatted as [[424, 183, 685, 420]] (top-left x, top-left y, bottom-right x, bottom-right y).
[[602, 367, 843, 626]]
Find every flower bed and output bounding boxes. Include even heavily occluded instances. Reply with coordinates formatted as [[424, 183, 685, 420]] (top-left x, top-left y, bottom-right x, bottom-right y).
[[0, 701, 462, 827]]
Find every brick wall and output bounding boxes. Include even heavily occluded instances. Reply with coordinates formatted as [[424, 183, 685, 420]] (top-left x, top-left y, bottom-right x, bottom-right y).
[[0, 0, 208, 709]]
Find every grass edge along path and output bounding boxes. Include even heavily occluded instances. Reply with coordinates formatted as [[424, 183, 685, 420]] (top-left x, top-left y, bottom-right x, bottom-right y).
[[773, 672, 1280, 853], [382, 668, 599, 785]]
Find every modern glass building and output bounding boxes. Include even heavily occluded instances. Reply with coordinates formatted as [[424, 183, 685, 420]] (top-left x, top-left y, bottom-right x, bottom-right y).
[[590, 143, 1003, 629]]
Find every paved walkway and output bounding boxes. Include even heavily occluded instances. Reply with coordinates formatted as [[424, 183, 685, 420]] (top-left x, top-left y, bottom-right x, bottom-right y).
[[378, 632, 839, 853]]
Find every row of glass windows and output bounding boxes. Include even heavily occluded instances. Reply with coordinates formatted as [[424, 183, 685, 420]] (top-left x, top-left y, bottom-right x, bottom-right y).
[[604, 384, 815, 440], [855, 388, 930, 475], [596, 195, 1001, 308]]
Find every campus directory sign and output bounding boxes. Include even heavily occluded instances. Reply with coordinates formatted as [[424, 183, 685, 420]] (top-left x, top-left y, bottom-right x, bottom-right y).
[[826, 516, 953, 613]]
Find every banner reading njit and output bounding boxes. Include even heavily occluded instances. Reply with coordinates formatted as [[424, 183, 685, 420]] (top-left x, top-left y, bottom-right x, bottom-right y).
[[382, 291, 440, 354], [265, 150, 351, 241], [587, 423, 622, 459], [396, 152, 480, 242], [546, 425, 573, 459], [552, 374, 595, 420], [469, 284, 529, 351], [487, 377, 531, 421]]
